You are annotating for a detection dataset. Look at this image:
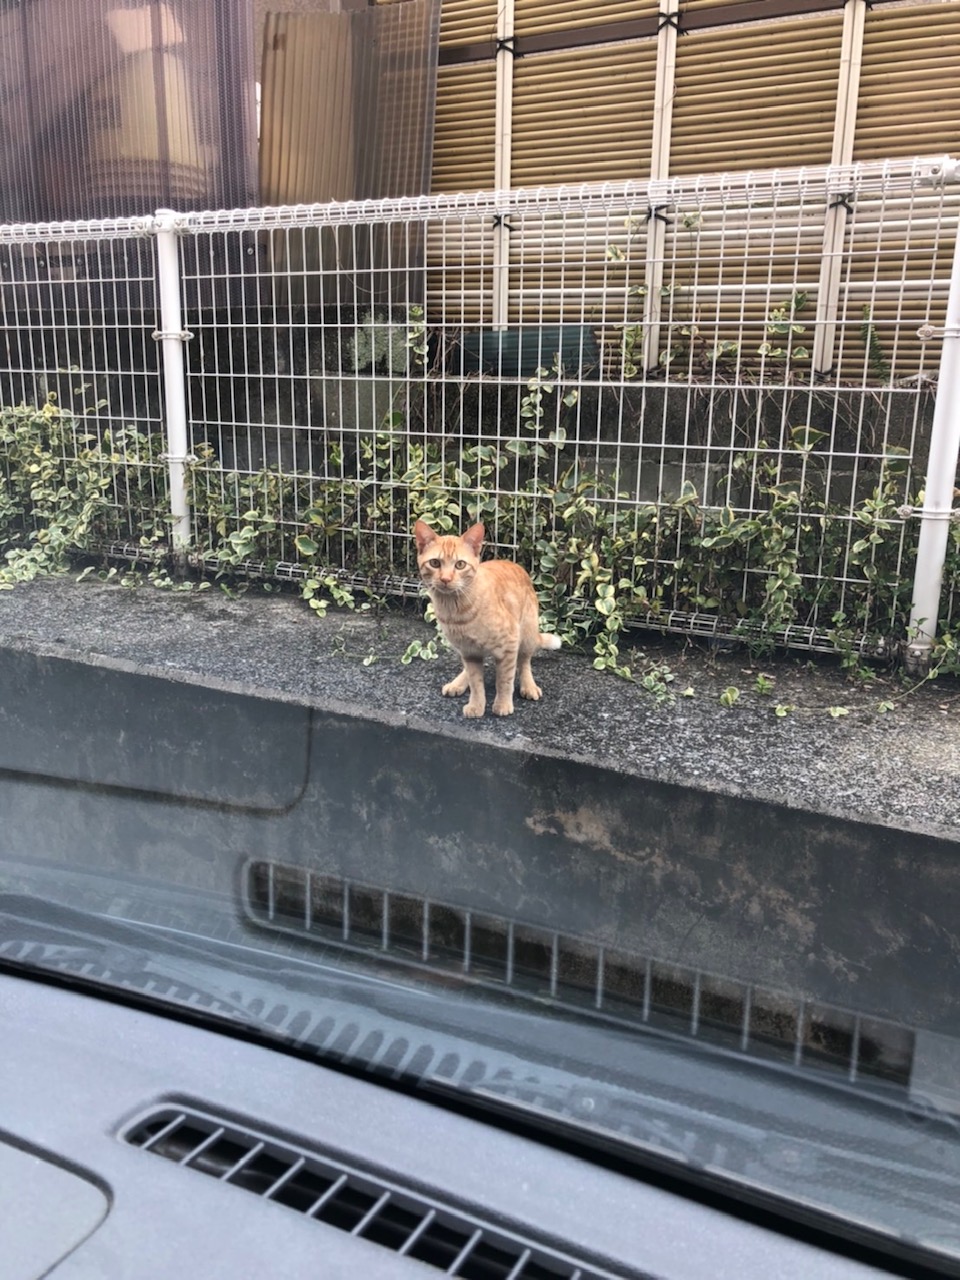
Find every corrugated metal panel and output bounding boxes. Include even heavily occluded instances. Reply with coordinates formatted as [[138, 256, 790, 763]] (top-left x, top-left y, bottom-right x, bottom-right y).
[[260, 2, 440, 205], [833, 194, 959, 379], [504, 205, 651, 330], [647, 202, 826, 378], [511, 42, 657, 187], [438, 0, 497, 48], [427, 0, 960, 363], [430, 62, 497, 192], [680, 0, 768, 8], [854, 2, 960, 160], [260, 14, 356, 205], [261, 3, 440, 310], [514, 0, 659, 37], [670, 14, 843, 173], [430, 181, 952, 379], [369, 0, 443, 199], [426, 217, 495, 325], [678, 0, 844, 15], [680, 0, 803, 11]]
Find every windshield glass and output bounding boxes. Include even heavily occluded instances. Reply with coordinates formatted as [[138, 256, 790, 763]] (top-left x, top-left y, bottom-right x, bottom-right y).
[[1, 607, 958, 1275]]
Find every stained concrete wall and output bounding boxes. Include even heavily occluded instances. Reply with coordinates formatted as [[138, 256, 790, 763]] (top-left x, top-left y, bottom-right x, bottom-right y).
[[1, 636, 958, 1040]]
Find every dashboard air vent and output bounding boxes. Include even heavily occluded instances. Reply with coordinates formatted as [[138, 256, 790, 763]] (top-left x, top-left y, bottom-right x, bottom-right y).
[[123, 1105, 620, 1279]]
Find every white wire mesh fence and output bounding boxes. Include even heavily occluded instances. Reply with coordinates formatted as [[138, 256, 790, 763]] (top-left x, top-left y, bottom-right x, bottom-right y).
[[0, 217, 168, 552], [2, 156, 959, 655]]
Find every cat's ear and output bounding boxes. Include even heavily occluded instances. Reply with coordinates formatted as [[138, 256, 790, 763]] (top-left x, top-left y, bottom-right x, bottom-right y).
[[414, 519, 437, 553], [462, 523, 485, 556]]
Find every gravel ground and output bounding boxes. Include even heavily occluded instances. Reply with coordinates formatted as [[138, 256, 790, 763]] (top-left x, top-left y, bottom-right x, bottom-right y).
[[2, 573, 959, 839]]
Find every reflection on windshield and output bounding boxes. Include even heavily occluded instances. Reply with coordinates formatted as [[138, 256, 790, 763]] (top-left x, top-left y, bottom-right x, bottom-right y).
[[243, 858, 918, 1093], [1, 647, 959, 1270]]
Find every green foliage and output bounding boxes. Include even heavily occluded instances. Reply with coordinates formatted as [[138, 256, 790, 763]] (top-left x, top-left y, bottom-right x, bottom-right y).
[[758, 290, 810, 361], [407, 304, 429, 370], [859, 305, 891, 383], [180, 414, 937, 686], [349, 309, 413, 375], [0, 398, 166, 588], [301, 573, 357, 618], [401, 637, 439, 664], [2, 378, 953, 700]]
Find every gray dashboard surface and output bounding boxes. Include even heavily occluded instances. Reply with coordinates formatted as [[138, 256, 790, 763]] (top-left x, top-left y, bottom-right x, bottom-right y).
[[0, 971, 898, 1280], [0, 1141, 108, 1280]]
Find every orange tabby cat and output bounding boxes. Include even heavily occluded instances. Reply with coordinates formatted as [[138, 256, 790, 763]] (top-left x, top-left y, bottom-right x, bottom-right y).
[[414, 520, 561, 718]]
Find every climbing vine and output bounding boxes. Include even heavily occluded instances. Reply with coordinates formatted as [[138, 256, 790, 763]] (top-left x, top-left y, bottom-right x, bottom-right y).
[[0, 398, 167, 588], [2, 391, 958, 689]]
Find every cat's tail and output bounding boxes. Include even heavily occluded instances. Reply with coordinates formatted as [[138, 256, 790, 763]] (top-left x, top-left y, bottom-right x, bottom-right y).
[[538, 632, 562, 650]]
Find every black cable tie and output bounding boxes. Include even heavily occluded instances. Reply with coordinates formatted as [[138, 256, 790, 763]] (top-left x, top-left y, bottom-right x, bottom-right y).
[[829, 193, 854, 215], [496, 36, 518, 56], [493, 214, 512, 230], [645, 205, 672, 227], [658, 11, 684, 34]]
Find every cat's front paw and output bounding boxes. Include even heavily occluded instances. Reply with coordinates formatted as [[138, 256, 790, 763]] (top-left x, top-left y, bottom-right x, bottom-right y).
[[463, 700, 486, 719], [491, 697, 515, 716], [442, 675, 469, 697], [519, 681, 542, 701]]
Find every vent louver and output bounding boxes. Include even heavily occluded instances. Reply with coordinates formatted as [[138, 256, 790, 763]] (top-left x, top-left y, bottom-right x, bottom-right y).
[[242, 861, 916, 1095], [123, 1106, 619, 1280]]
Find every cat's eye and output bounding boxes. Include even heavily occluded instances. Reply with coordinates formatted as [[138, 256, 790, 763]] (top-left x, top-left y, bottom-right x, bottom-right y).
[[427, 558, 441, 569], [455, 559, 467, 570]]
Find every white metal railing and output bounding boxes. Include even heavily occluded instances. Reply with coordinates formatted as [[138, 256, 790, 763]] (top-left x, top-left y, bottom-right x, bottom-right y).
[[1, 156, 958, 659]]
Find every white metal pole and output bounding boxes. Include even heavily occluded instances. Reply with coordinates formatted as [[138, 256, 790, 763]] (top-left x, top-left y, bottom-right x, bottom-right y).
[[642, 0, 679, 373], [906, 224, 960, 667], [492, 0, 515, 331], [153, 209, 192, 560], [813, 0, 866, 375]]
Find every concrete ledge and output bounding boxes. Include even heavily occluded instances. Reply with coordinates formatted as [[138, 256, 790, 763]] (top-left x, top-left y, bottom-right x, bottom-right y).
[[3, 575, 960, 1035], [1, 576, 957, 841]]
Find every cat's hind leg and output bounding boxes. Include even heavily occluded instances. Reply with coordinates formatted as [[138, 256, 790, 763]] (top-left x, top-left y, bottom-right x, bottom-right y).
[[517, 654, 542, 702]]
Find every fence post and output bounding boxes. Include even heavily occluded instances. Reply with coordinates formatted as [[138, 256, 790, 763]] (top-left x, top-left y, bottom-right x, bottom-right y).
[[906, 221, 960, 670], [641, 0, 679, 373], [153, 209, 192, 564], [491, 0, 515, 331]]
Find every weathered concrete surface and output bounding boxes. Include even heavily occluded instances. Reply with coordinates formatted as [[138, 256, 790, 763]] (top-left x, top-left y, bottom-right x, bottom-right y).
[[2, 576, 960, 1035], [1, 575, 958, 838]]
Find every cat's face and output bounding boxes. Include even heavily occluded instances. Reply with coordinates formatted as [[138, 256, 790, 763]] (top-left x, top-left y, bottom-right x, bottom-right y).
[[414, 520, 484, 596]]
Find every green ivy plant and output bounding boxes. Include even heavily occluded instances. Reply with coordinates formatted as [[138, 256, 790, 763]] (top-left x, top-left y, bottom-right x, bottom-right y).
[[2, 390, 956, 700], [0, 398, 166, 588]]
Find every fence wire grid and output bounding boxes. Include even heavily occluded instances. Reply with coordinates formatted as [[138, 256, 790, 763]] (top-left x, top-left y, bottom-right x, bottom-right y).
[[1, 155, 959, 653]]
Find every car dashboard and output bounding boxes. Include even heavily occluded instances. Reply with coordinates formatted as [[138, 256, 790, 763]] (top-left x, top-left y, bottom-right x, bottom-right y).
[[1, 967, 916, 1280]]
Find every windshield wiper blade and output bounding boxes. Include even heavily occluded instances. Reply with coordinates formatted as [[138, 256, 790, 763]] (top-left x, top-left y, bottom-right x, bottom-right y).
[[0, 894, 266, 1024]]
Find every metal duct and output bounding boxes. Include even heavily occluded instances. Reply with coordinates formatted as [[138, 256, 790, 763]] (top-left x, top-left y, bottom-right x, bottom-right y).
[[0, 0, 257, 222]]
